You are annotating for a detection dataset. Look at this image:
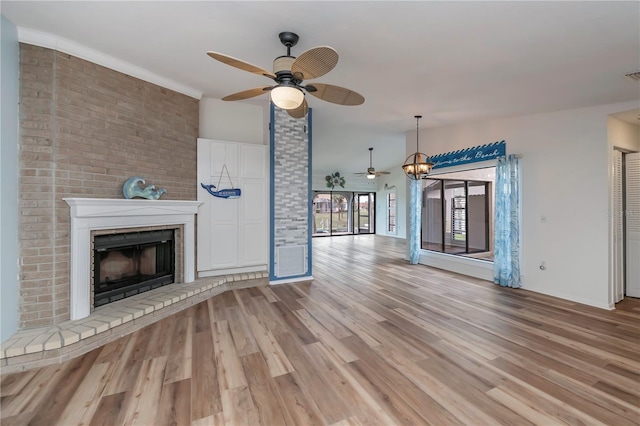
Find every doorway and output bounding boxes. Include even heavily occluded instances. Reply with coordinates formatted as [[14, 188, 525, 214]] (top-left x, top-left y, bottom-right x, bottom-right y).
[[625, 152, 640, 297], [613, 150, 640, 301], [354, 193, 375, 234], [312, 191, 375, 237]]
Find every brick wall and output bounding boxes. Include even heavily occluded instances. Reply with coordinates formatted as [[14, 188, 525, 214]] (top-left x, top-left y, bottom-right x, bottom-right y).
[[18, 44, 199, 329], [271, 107, 311, 279]]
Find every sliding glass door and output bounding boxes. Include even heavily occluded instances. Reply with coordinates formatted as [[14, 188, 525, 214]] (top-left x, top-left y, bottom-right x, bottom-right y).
[[354, 193, 375, 234], [331, 193, 351, 235], [312, 191, 375, 237]]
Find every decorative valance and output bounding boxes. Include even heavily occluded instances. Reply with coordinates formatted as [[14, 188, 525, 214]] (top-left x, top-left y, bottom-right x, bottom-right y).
[[431, 140, 505, 170]]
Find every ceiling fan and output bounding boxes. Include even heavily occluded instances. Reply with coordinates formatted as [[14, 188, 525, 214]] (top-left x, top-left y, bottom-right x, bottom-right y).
[[207, 31, 364, 119], [355, 148, 390, 179]]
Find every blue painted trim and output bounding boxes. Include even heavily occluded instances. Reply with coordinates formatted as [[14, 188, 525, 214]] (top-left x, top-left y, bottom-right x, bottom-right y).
[[307, 107, 313, 277], [431, 140, 505, 170], [269, 105, 314, 281], [269, 102, 276, 281]]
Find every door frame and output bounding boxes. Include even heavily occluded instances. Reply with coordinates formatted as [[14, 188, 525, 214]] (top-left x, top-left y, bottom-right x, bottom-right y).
[[353, 193, 375, 234]]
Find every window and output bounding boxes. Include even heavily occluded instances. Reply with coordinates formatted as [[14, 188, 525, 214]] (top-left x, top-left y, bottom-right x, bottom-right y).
[[421, 167, 495, 261], [313, 191, 375, 237], [387, 191, 397, 234]]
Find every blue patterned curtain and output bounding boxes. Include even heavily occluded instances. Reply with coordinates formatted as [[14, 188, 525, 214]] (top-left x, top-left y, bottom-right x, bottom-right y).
[[409, 179, 422, 264], [494, 155, 521, 287]]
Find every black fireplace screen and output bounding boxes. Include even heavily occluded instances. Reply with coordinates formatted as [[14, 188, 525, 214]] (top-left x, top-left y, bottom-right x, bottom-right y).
[[93, 229, 175, 307]]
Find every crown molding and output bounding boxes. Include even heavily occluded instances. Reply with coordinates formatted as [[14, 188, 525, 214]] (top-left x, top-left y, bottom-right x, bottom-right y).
[[17, 28, 203, 100]]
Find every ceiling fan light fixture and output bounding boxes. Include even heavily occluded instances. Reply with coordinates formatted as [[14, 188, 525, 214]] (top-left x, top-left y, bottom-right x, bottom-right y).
[[367, 173, 376, 180], [402, 115, 434, 180], [208, 32, 364, 116], [270, 84, 304, 110]]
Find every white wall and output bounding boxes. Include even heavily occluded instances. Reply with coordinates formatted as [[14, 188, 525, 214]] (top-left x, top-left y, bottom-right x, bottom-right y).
[[199, 97, 266, 144], [409, 100, 638, 310], [1, 15, 20, 341], [312, 173, 377, 192], [376, 167, 407, 239], [608, 115, 640, 151]]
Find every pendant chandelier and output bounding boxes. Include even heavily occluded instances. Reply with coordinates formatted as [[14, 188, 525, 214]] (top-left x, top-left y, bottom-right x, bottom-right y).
[[402, 115, 434, 180]]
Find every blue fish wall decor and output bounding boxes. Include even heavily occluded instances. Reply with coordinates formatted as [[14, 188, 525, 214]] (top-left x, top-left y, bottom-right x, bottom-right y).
[[201, 183, 241, 199]]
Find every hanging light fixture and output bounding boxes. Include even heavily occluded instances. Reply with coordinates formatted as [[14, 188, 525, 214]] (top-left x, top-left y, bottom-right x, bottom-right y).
[[270, 83, 304, 110], [402, 115, 434, 180]]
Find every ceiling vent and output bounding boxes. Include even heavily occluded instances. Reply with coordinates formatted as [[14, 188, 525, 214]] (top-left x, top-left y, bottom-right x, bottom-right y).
[[624, 71, 640, 81]]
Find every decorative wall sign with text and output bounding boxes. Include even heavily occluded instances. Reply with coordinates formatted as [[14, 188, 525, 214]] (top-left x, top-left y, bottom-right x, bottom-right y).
[[431, 140, 505, 170]]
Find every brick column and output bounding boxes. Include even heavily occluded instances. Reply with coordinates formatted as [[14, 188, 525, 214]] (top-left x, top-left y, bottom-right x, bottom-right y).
[[270, 106, 312, 281]]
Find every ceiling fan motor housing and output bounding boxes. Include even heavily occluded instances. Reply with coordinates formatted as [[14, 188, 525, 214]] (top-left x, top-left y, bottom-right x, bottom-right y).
[[273, 56, 295, 75]]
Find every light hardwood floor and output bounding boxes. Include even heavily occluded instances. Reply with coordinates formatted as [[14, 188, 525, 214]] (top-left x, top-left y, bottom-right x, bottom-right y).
[[2, 235, 639, 425]]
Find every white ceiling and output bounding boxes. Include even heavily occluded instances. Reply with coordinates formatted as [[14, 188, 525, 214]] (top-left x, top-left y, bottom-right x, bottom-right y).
[[3, 1, 639, 176]]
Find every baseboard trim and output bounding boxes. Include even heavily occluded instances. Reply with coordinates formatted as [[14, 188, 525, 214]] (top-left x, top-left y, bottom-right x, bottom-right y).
[[418, 250, 494, 281], [270, 276, 314, 285]]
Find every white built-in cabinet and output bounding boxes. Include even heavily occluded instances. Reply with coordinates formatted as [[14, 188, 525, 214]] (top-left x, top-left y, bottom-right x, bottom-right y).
[[197, 138, 268, 276]]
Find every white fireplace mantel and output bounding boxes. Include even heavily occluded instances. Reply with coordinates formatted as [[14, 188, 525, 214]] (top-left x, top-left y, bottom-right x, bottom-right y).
[[64, 198, 202, 320]]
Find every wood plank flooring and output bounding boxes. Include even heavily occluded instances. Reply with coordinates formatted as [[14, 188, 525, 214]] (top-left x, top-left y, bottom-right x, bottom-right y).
[[2, 235, 639, 425]]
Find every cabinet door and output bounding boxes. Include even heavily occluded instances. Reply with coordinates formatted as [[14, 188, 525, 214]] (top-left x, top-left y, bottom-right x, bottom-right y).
[[210, 224, 239, 268], [239, 180, 267, 266], [209, 140, 239, 179], [197, 139, 268, 273], [197, 183, 241, 271], [240, 144, 267, 179]]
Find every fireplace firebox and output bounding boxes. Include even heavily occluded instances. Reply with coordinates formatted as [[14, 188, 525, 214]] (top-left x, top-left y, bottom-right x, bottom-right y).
[[93, 229, 175, 307]]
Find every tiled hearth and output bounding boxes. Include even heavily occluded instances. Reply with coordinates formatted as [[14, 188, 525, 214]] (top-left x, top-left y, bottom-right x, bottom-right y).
[[1, 271, 269, 373], [1, 198, 269, 373]]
